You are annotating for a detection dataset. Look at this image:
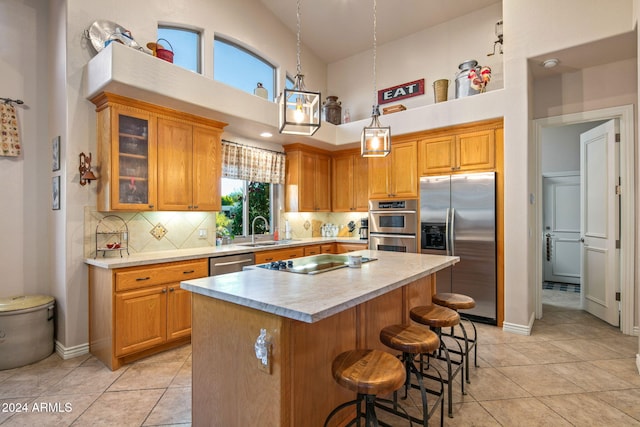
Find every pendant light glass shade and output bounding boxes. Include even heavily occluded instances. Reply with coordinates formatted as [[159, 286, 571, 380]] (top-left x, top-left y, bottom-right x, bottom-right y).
[[361, 0, 390, 157], [279, 73, 321, 136], [361, 105, 391, 157], [278, 0, 321, 136]]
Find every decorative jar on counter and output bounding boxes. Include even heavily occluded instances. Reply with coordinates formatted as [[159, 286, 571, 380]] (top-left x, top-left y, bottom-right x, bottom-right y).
[[323, 96, 342, 125]]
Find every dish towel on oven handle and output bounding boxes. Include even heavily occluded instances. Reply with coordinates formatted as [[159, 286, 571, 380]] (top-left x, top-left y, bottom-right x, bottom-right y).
[[1, 102, 21, 157]]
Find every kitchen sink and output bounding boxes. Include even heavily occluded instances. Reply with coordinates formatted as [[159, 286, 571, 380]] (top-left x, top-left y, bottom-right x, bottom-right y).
[[237, 240, 298, 248]]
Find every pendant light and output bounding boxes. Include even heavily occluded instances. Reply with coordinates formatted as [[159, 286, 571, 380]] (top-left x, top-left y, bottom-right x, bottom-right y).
[[361, 0, 391, 157], [278, 0, 321, 136]]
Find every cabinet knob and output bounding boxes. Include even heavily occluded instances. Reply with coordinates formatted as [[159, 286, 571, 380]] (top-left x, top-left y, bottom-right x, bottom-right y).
[[162, 288, 167, 293], [169, 287, 175, 292], [149, 205, 154, 209], [136, 277, 151, 281], [193, 205, 198, 209], [183, 270, 195, 274]]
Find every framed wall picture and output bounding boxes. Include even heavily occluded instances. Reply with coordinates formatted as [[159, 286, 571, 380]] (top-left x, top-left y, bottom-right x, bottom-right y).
[[52, 176, 60, 210], [52, 136, 60, 171]]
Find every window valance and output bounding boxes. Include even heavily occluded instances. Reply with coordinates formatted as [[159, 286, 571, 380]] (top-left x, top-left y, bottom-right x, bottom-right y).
[[221, 140, 286, 184]]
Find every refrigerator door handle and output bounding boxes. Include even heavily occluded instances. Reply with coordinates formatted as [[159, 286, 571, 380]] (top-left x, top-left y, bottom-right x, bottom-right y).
[[450, 208, 456, 256], [445, 207, 451, 256]]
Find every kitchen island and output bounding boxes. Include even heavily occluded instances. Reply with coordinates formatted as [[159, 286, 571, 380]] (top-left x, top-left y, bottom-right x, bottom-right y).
[[181, 250, 458, 426]]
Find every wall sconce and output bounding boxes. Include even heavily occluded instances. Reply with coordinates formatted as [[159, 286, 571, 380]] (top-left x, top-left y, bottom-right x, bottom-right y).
[[79, 152, 97, 185]]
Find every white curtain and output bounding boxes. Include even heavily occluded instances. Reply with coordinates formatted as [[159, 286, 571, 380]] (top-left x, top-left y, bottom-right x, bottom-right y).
[[221, 141, 286, 184]]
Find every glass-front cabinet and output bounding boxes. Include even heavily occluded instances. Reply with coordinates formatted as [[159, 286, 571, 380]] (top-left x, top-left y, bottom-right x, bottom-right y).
[[113, 111, 157, 210], [91, 93, 225, 212]]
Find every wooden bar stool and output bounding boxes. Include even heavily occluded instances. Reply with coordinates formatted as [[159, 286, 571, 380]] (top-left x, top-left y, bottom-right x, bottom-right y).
[[410, 304, 464, 418], [378, 324, 444, 427], [432, 292, 478, 384], [324, 349, 409, 427]]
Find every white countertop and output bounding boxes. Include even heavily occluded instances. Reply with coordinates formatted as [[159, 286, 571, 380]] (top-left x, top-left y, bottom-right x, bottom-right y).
[[84, 237, 367, 269], [181, 250, 459, 323]]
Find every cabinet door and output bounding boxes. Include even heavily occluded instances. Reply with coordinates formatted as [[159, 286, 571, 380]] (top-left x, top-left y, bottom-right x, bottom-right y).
[[353, 154, 369, 211], [112, 109, 157, 210], [418, 136, 455, 175], [368, 156, 391, 199], [192, 126, 222, 211], [299, 151, 316, 212], [167, 286, 192, 341], [314, 154, 331, 211], [456, 129, 495, 172], [115, 286, 167, 356], [332, 155, 354, 212], [157, 118, 193, 210], [390, 141, 418, 198]]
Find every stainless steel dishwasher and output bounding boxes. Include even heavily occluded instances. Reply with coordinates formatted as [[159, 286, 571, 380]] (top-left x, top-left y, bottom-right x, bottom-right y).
[[209, 253, 255, 276]]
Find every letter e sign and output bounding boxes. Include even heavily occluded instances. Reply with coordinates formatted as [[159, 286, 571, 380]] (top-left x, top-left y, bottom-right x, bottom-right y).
[[378, 79, 425, 104]]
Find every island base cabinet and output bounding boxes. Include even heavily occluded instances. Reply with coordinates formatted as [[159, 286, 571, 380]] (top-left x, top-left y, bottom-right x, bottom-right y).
[[192, 294, 355, 427], [191, 273, 435, 426]]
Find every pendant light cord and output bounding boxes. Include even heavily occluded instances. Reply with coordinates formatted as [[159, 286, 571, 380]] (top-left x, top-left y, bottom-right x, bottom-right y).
[[372, 0, 378, 108], [296, 0, 302, 77]]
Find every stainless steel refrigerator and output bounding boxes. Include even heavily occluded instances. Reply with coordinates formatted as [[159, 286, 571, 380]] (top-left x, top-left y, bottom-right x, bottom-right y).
[[419, 172, 496, 323]]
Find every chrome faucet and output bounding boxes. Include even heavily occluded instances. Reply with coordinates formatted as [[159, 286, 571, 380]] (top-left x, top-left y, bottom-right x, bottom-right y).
[[251, 216, 270, 244]]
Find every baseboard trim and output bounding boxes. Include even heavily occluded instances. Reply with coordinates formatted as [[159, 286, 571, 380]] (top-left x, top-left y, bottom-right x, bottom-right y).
[[55, 340, 90, 360], [636, 354, 640, 376], [502, 312, 534, 336]]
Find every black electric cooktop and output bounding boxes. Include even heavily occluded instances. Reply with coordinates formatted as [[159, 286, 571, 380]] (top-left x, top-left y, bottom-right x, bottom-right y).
[[256, 254, 376, 275]]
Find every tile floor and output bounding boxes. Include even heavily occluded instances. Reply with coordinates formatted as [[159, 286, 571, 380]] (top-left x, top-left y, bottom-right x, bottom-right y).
[[0, 289, 638, 426]]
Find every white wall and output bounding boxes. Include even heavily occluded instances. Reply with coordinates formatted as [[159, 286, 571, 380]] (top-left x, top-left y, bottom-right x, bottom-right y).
[[0, 1, 51, 299], [541, 122, 606, 174], [328, 3, 504, 122], [503, 0, 635, 330]]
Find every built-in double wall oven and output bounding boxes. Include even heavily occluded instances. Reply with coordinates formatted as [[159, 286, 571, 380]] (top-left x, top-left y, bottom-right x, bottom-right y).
[[368, 199, 418, 253]]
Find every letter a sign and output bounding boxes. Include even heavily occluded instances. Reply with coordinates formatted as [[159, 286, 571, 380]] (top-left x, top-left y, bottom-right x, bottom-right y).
[[378, 79, 425, 104]]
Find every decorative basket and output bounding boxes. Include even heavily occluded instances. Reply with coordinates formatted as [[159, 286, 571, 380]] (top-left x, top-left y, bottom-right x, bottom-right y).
[[154, 38, 174, 63]]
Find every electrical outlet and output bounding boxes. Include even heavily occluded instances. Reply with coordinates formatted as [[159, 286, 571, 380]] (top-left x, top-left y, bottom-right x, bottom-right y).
[[198, 228, 207, 239]]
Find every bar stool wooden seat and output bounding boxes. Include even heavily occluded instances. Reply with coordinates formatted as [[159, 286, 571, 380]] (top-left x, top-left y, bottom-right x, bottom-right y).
[[378, 324, 444, 426], [324, 349, 409, 427], [432, 293, 479, 384], [410, 304, 464, 418]]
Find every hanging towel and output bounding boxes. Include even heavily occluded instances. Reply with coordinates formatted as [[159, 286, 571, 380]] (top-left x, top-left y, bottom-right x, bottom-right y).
[[1, 102, 21, 157]]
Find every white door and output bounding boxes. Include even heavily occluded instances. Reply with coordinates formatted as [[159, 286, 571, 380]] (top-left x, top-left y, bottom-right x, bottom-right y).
[[543, 175, 581, 284], [580, 120, 619, 326]]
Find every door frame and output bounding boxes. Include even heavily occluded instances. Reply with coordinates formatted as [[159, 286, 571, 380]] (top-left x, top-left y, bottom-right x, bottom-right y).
[[533, 105, 635, 335]]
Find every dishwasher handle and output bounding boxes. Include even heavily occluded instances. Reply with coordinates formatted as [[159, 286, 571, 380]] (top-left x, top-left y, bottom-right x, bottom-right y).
[[212, 258, 255, 267]]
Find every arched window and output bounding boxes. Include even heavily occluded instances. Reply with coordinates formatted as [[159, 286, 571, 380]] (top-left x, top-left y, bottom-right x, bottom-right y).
[[157, 26, 201, 73], [214, 37, 276, 101]]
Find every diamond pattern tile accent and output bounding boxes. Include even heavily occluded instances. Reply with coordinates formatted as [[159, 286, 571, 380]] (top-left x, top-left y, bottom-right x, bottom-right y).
[[150, 223, 168, 240]]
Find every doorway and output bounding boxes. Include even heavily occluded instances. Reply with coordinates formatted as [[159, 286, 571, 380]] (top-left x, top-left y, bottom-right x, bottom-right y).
[[533, 105, 635, 334]]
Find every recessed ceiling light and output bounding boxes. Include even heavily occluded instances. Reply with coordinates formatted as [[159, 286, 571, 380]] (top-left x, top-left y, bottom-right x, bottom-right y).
[[260, 132, 273, 138], [542, 58, 559, 68]]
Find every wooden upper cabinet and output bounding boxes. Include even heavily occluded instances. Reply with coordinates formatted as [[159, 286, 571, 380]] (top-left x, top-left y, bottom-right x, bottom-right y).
[[157, 118, 193, 210], [456, 129, 495, 172], [419, 124, 498, 176], [332, 150, 369, 212], [192, 126, 222, 211], [157, 119, 222, 211], [91, 92, 226, 212], [368, 140, 418, 199], [95, 105, 157, 211], [285, 144, 331, 212]]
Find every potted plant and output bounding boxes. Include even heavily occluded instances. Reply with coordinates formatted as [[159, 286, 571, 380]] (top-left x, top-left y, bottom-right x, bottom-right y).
[[216, 214, 232, 246]]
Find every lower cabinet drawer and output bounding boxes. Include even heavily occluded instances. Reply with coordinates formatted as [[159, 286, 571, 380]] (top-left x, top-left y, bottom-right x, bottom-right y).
[[115, 259, 208, 291]]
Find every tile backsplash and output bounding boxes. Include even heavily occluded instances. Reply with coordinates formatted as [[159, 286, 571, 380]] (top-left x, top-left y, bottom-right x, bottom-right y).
[[84, 207, 217, 258], [84, 208, 369, 259]]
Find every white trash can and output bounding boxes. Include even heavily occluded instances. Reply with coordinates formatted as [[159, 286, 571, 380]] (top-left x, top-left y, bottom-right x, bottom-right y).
[[0, 295, 55, 370]]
